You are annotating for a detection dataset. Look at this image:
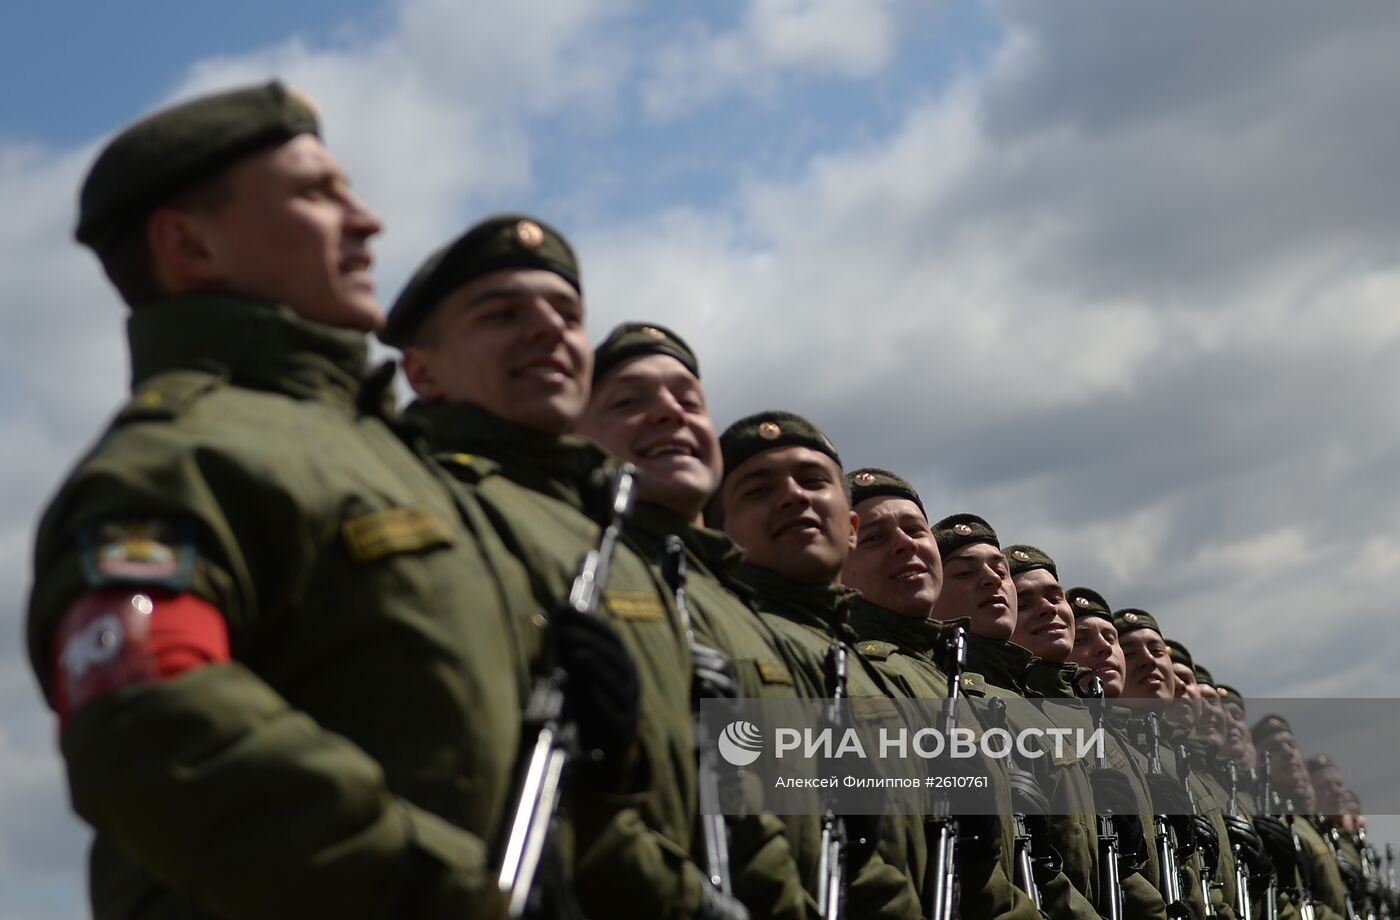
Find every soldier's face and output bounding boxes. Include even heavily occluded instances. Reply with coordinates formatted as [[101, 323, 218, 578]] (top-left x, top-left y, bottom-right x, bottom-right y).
[[576, 354, 722, 521], [1010, 568, 1074, 662], [1168, 661, 1200, 726], [1220, 702, 1251, 764], [191, 134, 384, 330], [719, 446, 855, 585], [1118, 630, 1175, 700], [402, 268, 591, 435], [1311, 765, 1348, 816], [1259, 731, 1315, 811], [1195, 684, 1227, 747], [1069, 617, 1125, 697], [842, 496, 942, 618], [931, 543, 1016, 640]]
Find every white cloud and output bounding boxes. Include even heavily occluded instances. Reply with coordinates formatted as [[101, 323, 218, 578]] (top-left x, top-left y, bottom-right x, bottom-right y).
[[641, 0, 908, 117]]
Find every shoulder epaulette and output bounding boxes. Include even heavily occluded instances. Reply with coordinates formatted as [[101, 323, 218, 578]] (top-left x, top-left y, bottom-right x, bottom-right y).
[[856, 640, 899, 661], [437, 450, 503, 484], [114, 369, 225, 425], [959, 672, 986, 694]]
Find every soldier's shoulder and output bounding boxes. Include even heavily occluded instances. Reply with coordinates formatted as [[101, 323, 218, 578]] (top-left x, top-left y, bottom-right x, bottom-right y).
[[856, 639, 899, 661], [435, 449, 504, 484], [113, 368, 228, 427]]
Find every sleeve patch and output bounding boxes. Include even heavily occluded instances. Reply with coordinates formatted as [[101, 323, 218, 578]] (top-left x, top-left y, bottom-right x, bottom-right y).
[[78, 519, 196, 590], [603, 589, 665, 622], [341, 505, 455, 563], [755, 657, 794, 686]]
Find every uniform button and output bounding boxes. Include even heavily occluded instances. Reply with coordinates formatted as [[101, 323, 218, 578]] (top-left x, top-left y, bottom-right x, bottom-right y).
[[532, 612, 547, 629]]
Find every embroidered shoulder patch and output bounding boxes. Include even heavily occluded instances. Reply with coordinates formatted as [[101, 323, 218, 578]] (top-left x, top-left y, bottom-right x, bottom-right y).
[[755, 657, 794, 685], [856, 640, 898, 661], [341, 505, 455, 563], [604, 589, 665, 622], [78, 519, 196, 590]]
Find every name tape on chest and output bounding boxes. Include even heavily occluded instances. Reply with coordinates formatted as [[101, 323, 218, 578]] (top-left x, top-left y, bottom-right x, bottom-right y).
[[342, 506, 455, 563]]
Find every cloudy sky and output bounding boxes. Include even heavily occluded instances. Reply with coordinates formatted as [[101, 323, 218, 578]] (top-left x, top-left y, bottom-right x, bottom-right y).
[[4, 0, 1400, 915]]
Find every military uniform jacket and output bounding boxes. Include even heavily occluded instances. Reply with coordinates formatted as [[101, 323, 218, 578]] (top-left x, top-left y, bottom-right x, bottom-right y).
[[730, 563, 926, 919], [411, 401, 714, 920], [848, 601, 1042, 920], [622, 502, 810, 919], [28, 296, 530, 920], [965, 633, 1103, 920]]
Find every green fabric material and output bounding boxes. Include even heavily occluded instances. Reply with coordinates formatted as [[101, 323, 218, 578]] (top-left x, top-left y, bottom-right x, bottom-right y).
[[1004, 544, 1056, 579], [718, 410, 841, 480], [414, 401, 736, 920], [1114, 607, 1164, 638], [932, 513, 999, 559], [30, 293, 528, 918], [1066, 586, 1114, 622], [381, 213, 579, 346], [847, 467, 924, 517], [593, 321, 700, 384], [77, 80, 318, 251]]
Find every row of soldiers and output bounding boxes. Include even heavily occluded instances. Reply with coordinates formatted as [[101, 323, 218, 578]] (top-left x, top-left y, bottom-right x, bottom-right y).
[[25, 78, 1388, 920]]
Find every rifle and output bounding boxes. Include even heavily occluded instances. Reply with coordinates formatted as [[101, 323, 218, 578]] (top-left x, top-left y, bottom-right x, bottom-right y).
[[816, 642, 850, 920], [987, 695, 1041, 910], [1258, 755, 1280, 920], [1087, 677, 1123, 920], [1228, 761, 1255, 920], [1176, 745, 1221, 918], [924, 626, 967, 920], [497, 467, 637, 918], [1285, 798, 1318, 920], [1323, 822, 1362, 920], [661, 535, 734, 897], [1146, 714, 1193, 920]]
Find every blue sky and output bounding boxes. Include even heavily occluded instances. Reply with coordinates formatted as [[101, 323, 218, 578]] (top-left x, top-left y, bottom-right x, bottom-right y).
[[5, 1, 1400, 916]]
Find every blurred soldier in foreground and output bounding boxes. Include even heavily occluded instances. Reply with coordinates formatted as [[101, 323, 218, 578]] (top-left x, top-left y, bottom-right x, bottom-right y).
[[29, 82, 545, 918]]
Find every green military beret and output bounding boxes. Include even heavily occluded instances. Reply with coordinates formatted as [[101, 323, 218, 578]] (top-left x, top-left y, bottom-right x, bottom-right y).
[[77, 80, 319, 252], [932, 513, 999, 559], [592, 321, 699, 385], [719, 410, 840, 479], [847, 467, 924, 517], [1066, 586, 1113, 622], [1306, 753, 1337, 774], [1192, 663, 1216, 687], [1113, 607, 1162, 637], [1164, 638, 1194, 669], [1216, 683, 1245, 712], [1005, 544, 1056, 579], [381, 213, 580, 347], [1252, 713, 1293, 744]]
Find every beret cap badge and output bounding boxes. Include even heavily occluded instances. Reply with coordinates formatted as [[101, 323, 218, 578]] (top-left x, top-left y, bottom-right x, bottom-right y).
[[853, 471, 876, 486], [640, 325, 666, 339], [515, 219, 545, 248], [1012, 549, 1030, 561], [953, 523, 973, 535], [1074, 596, 1092, 608], [758, 421, 781, 439], [1124, 612, 1140, 623]]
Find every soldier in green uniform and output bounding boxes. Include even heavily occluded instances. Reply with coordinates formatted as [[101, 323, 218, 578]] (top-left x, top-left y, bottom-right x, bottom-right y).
[[1253, 715, 1350, 920], [1115, 609, 1234, 920], [1309, 756, 1368, 920], [28, 82, 604, 919], [927, 517, 1103, 920], [572, 320, 829, 918], [837, 468, 1045, 920], [1003, 547, 1167, 920], [710, 412, 929, 918], [383, 216, 756, 920]]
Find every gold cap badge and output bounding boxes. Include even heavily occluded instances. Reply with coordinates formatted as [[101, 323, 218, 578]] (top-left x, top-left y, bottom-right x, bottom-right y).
[[1074, 596, 1092, 608], [1124, 612, 1140, 623], [1012, 549, 1030, 561], [640, 325, 665, 339], [758, 421, 781, 439], [515, 219, 544, 249], [853, 472, 875, 486], [953, 523, 972, 535]]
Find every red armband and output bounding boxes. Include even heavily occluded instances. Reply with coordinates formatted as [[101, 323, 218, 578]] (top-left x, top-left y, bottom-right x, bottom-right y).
[[52, 589, 230, 721]]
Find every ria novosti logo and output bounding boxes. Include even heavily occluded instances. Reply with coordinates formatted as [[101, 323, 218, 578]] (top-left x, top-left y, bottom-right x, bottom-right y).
[[718, 720, 764, 766]]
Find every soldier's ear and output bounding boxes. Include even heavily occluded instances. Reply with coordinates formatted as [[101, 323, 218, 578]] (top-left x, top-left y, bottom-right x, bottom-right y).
[[400, 347, 445, 400], [147, 208, 220, 288], [847, 510, 860, 549]]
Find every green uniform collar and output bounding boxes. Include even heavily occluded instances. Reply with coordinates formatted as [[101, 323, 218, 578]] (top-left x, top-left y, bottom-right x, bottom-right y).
[[729, 562, 861, 645], [127, 294, 369, 408], [1022, 658, 1091, 700], [848, 596, 954, 661], [963, 631, 1038, 695], [626, 502, 745, 580], [407, 401, 608, 511]]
